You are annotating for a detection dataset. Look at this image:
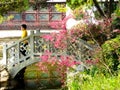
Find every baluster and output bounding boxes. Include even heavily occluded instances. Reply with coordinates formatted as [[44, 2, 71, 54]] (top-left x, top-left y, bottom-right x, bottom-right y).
[[17, 42, 20, 63], [3, 44, 7, 66], [30, 31, 34, 59], [30, 30, 34, 35], [36, 29, 40, 34]]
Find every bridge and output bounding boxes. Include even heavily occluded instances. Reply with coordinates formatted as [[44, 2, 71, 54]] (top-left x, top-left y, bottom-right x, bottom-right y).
[[2, 30, 94, 79]]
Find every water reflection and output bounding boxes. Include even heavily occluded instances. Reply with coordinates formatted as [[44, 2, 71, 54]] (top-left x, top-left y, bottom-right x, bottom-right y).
[[7, 66, 62, 90], [8, 79, 61, 90], [11, 80, 25, 90], [8, 68, 26, 90]]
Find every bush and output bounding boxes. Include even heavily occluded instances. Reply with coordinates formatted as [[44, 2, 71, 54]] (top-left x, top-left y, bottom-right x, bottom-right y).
[[112, 17, 120, 30], [101, 35, 120, 75], [88, 35, 120, 75], [67, 72, 120, 90]]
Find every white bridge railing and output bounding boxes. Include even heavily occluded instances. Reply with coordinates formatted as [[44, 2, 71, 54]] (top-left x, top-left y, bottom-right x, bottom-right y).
[[3, 30, 94, 78], [3, 30, 61, 78]]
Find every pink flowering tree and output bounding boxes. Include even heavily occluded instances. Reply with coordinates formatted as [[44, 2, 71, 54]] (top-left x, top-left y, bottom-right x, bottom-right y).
[[37, 15, 95, 80], [37, 50, 80, 85], [37, 8, 115, 85], [36, 15, 87, 86]]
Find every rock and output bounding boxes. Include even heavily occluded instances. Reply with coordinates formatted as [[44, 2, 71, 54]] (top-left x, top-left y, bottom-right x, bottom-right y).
[[0, 64, 9, 90], [0, 65, 9, 82]]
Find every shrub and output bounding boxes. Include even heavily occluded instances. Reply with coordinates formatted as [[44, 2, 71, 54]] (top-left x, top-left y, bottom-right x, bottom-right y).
[[101, 35, 120, 75], [67, 72, 120, 90]]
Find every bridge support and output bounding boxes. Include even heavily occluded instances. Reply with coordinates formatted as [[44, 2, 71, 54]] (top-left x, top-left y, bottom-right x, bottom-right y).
[[14, 67, 26, 89]]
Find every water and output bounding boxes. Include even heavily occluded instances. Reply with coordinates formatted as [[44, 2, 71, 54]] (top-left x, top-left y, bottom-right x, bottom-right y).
[[0, 64, 62, 90], [7, 79, 61, 90], [7, 77, 62, 90]]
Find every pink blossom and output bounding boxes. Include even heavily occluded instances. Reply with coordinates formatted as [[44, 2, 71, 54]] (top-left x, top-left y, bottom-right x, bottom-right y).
[[42, 34, 53, 41], [113, 29, 120, 33], [40, 50, 52, 62], [85, 59, 99, 65], [58, 56, 78, 67], [85, 59, 93, 64], [40, 55, 49, 62]]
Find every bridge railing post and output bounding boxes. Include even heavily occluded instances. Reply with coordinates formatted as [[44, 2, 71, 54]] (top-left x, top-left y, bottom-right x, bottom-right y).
[[17, 42, 20, 63], [36, 29, 40, 34], [30, 31, 34, 59], [3, 44, 7, 66]]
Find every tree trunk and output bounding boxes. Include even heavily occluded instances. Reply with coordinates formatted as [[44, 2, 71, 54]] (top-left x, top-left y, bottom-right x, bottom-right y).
[[93, 0, 106, 18]]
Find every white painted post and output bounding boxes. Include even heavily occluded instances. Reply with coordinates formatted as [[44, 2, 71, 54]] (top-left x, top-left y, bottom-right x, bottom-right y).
[[36, 30, 40, 34], [3, 44, 7, 65], [30, 30, 34, 35], [30, 31, 34, 59], [17, 42, 20, 63]]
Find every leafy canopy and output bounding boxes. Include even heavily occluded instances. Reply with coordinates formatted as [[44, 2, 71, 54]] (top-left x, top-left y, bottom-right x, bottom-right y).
[[0, 0, 29, 15], [0, 0, 29, 23], [67, 0, 120, 18], [67, 0, 93, 10]]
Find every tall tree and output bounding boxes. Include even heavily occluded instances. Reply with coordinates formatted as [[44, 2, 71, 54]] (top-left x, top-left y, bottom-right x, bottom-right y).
[[67, 0, 119, 18], [0, 0, 29, 23], [0, 0, 29, 15]]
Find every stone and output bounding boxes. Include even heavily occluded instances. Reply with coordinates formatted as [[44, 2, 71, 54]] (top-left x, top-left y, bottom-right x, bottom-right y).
[[0, 64, 9, 90], [0, 65, 9, 80]]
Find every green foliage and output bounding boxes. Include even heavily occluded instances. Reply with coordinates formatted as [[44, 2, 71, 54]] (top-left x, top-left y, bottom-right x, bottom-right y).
[[102, 35, 120, 75], [55, 4, 66, 13], [67, 0, 119, 18], [81, 74, 120, 90], [67, 0, 93, 10], [85, 66, 99, 77], [72, 7, 85, 20], [114, 1, 120, 16], [67, 72, 120, 90], [0, 0, 29, 15], [67, 72, 92, 90], [0, 15, 13, 24], [0, 0, 29, 23], [112, 17, 120, 29]]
